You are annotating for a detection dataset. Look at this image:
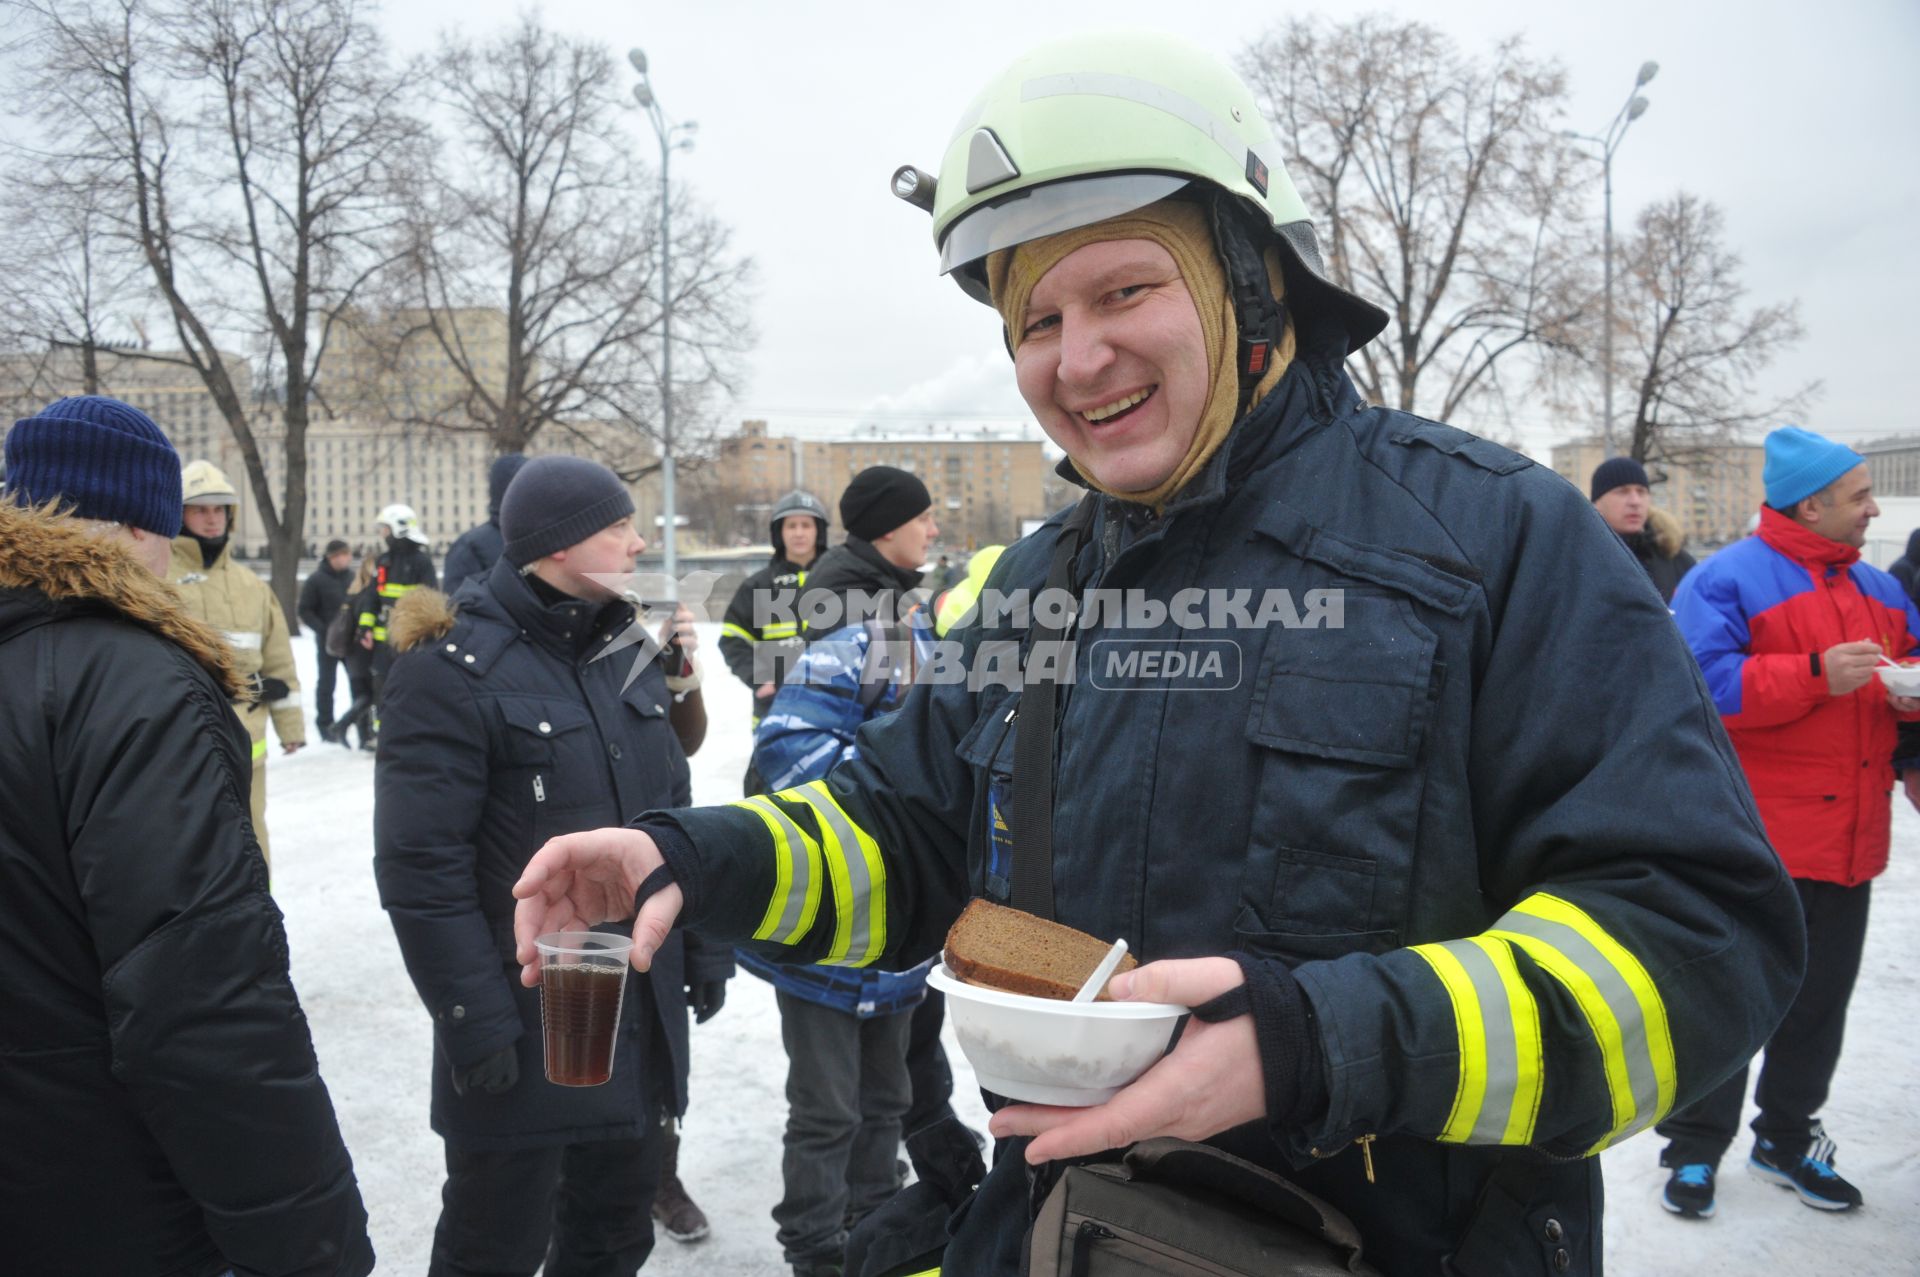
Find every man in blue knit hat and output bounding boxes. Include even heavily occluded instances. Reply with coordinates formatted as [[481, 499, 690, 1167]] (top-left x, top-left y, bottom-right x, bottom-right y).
[[1657, 424, 1920, 1218], [1, 395, 373, 1275]]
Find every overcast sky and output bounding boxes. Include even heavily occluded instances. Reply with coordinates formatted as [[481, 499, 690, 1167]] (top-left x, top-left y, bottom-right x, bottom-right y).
[[379, 0, 1920, 459]]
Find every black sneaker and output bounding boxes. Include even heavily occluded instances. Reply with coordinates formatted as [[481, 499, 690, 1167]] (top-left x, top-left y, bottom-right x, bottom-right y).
[[1749, 1133, 1863, 1211], [1660, 1162, 1716, 1218]]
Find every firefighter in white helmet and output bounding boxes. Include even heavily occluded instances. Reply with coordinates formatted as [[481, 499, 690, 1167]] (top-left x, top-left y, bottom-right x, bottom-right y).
[[169, 459, 304, 865]]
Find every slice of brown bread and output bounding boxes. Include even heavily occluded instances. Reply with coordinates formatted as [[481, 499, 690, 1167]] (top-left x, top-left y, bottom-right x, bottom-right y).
[[943, 898, 1137, 1001]]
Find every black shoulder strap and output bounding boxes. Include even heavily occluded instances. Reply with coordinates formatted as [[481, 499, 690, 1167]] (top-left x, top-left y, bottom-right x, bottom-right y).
[[1008, 496, 1098, 921]]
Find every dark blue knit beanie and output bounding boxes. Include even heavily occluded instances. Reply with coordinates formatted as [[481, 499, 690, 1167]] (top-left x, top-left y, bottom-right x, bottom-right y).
[[1589, 456, 1650, 502], [500, 455, 635, 566], [5, 395, 182, 534]]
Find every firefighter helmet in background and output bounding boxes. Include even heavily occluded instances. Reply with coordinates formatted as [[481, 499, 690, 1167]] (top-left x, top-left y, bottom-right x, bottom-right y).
[[181, 459, 240, 506], [891, 30, 1388, 353], [376, 502, 431, 546], [768, 489, 830, 559]]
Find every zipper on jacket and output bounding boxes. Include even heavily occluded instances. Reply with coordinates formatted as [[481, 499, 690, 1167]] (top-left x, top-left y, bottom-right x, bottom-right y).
[[1309, 1132, 1378, 1184], [533, 774, 546, 803]]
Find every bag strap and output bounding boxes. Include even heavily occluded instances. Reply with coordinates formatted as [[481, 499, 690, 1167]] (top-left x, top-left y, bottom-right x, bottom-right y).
[[1008, 496, 1098, 921]]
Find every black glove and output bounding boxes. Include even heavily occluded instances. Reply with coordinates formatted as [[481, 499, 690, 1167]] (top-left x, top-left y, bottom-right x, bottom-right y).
[[450, 1044, 519, 1097], [688, 980, 727, 1025], [245, 672, 291, 705]]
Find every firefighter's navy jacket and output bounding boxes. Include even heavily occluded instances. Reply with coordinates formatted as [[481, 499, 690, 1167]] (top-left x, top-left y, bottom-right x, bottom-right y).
[[648, 349, 1804, 1274]]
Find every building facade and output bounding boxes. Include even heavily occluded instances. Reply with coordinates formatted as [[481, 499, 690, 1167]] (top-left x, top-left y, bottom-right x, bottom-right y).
[[711, 418, 1054, 554]]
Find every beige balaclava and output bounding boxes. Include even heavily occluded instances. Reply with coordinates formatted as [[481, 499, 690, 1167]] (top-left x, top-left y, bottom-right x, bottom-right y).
[[987, 198, 1295, 510]]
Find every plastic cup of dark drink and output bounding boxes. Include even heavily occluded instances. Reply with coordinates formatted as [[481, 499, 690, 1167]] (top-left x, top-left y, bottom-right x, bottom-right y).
[[535, 931, 633, 1086]]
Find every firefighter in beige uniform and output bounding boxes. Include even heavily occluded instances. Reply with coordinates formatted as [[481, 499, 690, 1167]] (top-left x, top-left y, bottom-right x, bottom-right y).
[[168, 460, 305, 863]]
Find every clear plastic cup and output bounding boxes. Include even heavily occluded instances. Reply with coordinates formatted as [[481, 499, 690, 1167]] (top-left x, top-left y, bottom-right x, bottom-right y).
[[534, 931, 633, 1086]]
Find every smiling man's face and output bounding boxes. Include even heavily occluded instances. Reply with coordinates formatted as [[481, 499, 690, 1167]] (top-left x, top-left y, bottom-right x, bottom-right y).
[[1013, 237, 1210, 495]]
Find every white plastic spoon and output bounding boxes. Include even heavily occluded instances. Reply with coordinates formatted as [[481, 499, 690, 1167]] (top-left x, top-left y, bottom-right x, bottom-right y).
[[1073, 937, 1130, 1004]]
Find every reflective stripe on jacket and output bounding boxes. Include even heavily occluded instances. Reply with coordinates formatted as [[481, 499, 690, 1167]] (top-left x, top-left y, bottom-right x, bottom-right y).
[[169, 537, 303, 747]]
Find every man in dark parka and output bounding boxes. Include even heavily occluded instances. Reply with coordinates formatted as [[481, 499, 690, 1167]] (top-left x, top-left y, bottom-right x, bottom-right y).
[[375, 455, 727, 1277]]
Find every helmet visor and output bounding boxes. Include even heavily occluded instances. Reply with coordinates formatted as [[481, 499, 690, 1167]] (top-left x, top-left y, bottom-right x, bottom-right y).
[[938, 173, 1191, 301]]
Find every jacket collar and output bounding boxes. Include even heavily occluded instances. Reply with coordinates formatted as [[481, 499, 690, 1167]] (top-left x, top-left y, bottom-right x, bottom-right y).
[[1757, 505, 1860, 570], [482, 556, 633, 662], [0, 501, 243, 696]]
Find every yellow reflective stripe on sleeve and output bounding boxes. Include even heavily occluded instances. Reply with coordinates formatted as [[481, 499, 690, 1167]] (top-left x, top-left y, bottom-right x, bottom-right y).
[[1491, 892, 1676, 1152], [371, 626, 388, 641], [730, 794, 823, 945], [358, 612, 378, 627], [761, 622, 799, 639], [250, 738, 268, 761], [721, 622, 758, 644], [786, 780, 886, 967], [1408, 936, 1543, 1146], [376, 581, 421, 598]]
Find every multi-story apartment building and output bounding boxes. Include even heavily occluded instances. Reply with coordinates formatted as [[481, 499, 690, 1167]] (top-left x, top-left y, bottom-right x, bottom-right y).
[[712, 418, 1053, 553], [1550, 436, 1765, 551]]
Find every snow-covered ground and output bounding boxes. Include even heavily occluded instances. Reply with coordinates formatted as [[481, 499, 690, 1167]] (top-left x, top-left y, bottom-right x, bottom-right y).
[[269, 624, 1918, 1273]]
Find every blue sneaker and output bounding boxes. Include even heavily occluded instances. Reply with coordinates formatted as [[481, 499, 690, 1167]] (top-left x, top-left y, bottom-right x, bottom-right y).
[[1749, 1133, 1863, 1212], [1661, 1162, 1717, 1218]]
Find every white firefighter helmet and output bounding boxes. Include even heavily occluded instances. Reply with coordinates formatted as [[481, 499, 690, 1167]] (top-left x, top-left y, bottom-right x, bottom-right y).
[[376, 502, 430, 546]]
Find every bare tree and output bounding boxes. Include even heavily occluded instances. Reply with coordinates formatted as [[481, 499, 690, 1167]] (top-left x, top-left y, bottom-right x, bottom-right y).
[[375, 14, 755, 470], [12, 0, 417, 618], [1616, 192, 1813, 465], [0, 174, 150, 398], [1238, 16, 1592, 423]]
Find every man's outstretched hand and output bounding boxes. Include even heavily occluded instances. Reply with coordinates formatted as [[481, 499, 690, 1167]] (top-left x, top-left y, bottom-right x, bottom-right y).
[[511, 827, 683, 986]]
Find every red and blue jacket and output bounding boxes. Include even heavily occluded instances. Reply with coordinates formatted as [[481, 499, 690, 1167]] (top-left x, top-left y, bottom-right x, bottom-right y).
[[1673, 505, 1920, 885]]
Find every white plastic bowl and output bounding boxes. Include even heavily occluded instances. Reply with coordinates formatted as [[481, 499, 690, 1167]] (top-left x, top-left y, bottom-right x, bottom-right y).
[[926, 961, 1188, 1106], [1879, 664, 1920, 697]]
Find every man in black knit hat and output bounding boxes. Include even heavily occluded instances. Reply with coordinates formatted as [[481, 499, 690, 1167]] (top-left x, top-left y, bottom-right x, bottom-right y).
[[375, 454, 728, 1277], [1590, 455, 1697, 604]]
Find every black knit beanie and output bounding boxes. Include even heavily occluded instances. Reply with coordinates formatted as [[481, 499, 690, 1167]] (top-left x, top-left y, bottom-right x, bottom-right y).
[[840, 465, 932, 541], [5, 395, 182, 534], [1589, 456, 1650, 502], [499, 455, 635, 566]]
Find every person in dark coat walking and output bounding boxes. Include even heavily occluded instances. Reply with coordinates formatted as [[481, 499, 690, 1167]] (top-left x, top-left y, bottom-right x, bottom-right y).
[[444, 453, 529, 598], [1, 396, 373, 1277], [339, 502, 437, 748], [1590, 456, 1698, 604], [299, 537, 354, 734], [374, 454, 727, 1277]]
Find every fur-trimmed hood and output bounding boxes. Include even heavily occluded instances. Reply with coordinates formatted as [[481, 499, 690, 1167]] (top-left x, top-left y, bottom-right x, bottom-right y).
[[389, 586, 457, 653], [1646, 507, 1685, 559], [0, 500, 243, 698]]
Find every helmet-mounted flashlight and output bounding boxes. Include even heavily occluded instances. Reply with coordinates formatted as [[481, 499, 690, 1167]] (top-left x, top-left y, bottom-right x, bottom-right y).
[[891, 165, 937, 213]]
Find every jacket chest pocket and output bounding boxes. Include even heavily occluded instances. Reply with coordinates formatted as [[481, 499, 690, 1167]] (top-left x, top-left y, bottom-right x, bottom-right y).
[[954, 690, 1021, 903], [616, 682, 681, 809], [495, 697, 597, 828], [1237, 588, 1437, 961]]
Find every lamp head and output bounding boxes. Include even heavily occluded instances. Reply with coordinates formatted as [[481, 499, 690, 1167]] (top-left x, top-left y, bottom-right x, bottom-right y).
[[1627, 96, 1650, 121], [632, 82, 653, 109], [1636, 60, 1659, 86], [628, 48, 648, 75]]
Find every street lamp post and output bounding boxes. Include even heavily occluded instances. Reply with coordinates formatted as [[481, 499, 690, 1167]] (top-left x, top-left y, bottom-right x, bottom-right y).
[[1565, 60, 1658, 457], [628, 48, 696, 584]]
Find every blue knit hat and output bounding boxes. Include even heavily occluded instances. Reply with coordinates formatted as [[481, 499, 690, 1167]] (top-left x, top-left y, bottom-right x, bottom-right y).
[[5, 395, 182, 534], [1764, 425, 1864, 509], [500, 455, 635, 566]]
